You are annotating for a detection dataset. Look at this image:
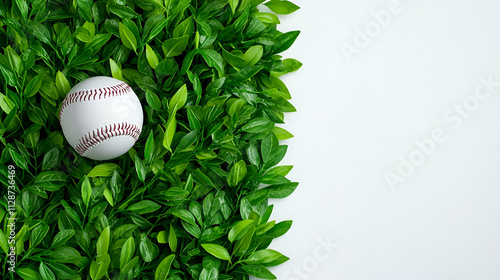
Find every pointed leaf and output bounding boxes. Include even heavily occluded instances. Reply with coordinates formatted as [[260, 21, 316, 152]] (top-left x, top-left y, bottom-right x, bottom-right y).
[[201, 244, 231, 262], [155, 254, 175, 280]]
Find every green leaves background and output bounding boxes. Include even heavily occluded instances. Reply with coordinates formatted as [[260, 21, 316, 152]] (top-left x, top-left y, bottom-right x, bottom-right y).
[[0, 0, 300, 279]]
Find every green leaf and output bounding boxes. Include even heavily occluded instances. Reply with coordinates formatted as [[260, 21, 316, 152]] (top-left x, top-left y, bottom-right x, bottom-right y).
[[75, 26, 93, 43], [199, 267, 219, 280], [254, 12, 280, 24], [234, 65, 263, 82], [247, 18, 266, 36], [241, 264, 277, 279], [187, 107, 202, 130], [46, 262, 80, 279], [23, 48, 35, 69], [201, 243, 231, 262], [173, 16, 195, 38], [182, 220, 201, 238], [147, 17, 169, 43], [109, 58, 124, 81], [155, 254, 175, 280], [91, 253, 111, 280], [76, 0, 92, 21], [229, 0, 239, 13], [242, 118, 274, 133], [17, 267, 42, 280], [181, 49, 197, 74], [162, 36, 189, 58], [264, 0, 300, 15], [0, 63, 18, 88], [176, 129, 199, 152], [170, 209, 196, 225], [5, 46, 22, 75], [61, 200, 81, 224], [50, 229, 75, 248], [120, 236, 135, 270], [267, 220, 293, 238], [260, 173, 289, 184], [199, 49, 224, 74], [96, 226, 110, 256], [88, 163, 119, 177], [41, 147, 59, 170], [30, 223, 50, 249], [227, 160, 247, 187], [103, 187, 114, 207], [39, 262, 56, 280], [128, 200, 161, 214], [23, 73, 44, 97], [55, 71, 71, 96], [188, 71, 202, 104], [50, 247, 83, 264], [32, 21, 51, 45], [81, 176, 91, 207], [163, 116, 176, 152], [168, 84, 188, 116], [169, 225, 177, 252], [145, 131, 155, 162], [0, 230, 8, 254], [245, 249, 286, 264], [134, 155, 147, 182], [121, 256, 139, 275], [161, 187, 189, 201], [196, 150, 217, 160], [266, 165, 293, 177], [114, 224, 136, 239], [139, 234, 159, 262], [0, 93, 15, 114], [267, 145, 288, 167], [109, 5, 139, 19], [119, 22, 137, 52], [222, 49, 247, 69], [15, 0, 29, 19], [89, 202, 108, 221], [273, 30, 300, 54], [261, 133, 279, 164], [228, 220, 254, 242], [193, 168, 216, 187], [247, 143, 261, 166], [247, 188, 271, 204], [272, 126, 294, 140], [146, 90, 162, 111], [282, 58, 303, 72], [243, 45, 263, 66], [268, 182, 299, 198], [157, 230, 168, 244], [155, 58, 176, 77], [146, 44, 160, 69], [87, 33, 112, 53]]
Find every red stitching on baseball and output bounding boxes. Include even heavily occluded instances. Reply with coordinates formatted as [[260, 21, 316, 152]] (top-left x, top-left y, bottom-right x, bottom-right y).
[[59, 82, 132, 121], [74, 122, 141, 155]]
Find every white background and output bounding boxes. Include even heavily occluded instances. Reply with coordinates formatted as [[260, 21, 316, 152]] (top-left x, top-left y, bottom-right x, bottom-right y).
[[267, 1, 500, 279]]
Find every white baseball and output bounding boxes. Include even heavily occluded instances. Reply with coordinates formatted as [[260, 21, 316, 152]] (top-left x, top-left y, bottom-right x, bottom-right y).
[[59, 76, 143, 161]]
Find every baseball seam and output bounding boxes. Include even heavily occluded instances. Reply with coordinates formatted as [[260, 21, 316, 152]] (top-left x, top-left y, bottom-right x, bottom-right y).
[[59, 82, 132, 121], [75, 122, 141, 156]]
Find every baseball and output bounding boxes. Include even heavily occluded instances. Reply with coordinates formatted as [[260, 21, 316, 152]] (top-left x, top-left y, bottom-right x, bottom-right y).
[[59, 76, 143, 161]]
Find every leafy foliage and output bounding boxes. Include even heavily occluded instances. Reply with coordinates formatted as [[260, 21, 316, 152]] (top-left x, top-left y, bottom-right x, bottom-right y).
[[0, 0, 301, 279]]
